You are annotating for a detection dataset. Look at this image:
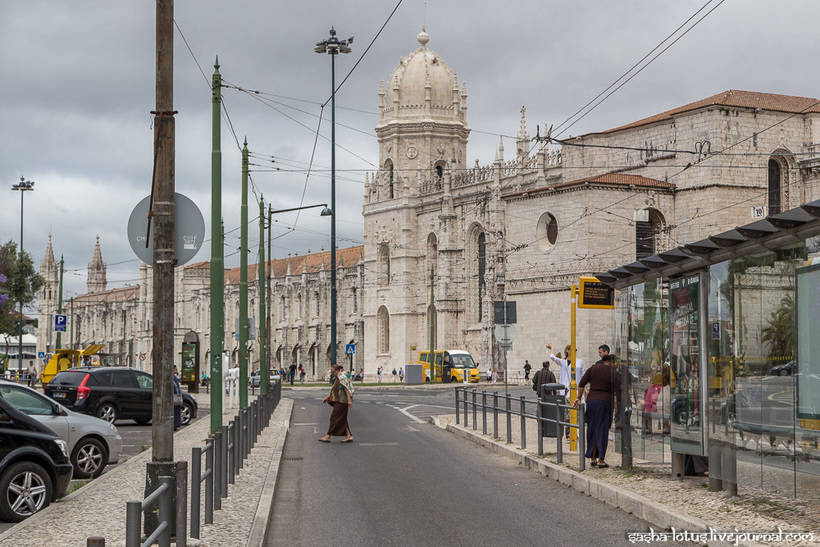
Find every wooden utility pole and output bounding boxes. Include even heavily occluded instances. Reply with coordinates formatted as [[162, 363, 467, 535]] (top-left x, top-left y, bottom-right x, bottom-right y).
[[146, 0, 176, 539]]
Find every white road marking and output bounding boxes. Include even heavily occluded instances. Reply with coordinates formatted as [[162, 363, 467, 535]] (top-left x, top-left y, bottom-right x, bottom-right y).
[[358, 442, 400, 447], [299, 406, 307, 410], [386, 404, 425, 424], [406, 425, 420, 432], [292, 422, 318, 426]]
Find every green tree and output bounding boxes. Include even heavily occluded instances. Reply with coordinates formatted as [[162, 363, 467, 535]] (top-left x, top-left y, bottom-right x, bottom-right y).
[[761, 294, 795, 365], [0, 241, 44, 363]]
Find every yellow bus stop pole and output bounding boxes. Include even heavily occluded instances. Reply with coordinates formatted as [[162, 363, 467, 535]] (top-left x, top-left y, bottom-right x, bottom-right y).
[[569, 284, 578, 452]]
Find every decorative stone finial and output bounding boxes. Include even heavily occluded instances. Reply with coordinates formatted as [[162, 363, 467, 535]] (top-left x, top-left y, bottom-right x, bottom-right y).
[[417, 26, 430, 47]]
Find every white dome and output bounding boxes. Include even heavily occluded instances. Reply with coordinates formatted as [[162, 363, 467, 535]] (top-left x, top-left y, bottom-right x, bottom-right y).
[[379, 28, 465, 124]]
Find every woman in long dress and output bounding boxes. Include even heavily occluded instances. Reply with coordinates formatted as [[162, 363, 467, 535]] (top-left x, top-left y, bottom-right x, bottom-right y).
[[319, 364, 354, 443], [574, 354, 615, 468]]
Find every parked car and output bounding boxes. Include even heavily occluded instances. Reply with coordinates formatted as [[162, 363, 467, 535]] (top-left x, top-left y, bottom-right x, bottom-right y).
[[0, 396, 72, 522], [44, 367, 198, 427], [0, 380, 121, 479]]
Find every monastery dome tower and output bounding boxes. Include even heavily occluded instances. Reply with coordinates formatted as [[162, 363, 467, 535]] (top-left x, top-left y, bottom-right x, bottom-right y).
[[369, 27, 470, 203]]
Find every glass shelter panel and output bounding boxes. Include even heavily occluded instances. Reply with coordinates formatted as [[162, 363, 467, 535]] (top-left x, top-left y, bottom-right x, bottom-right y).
[[668, 273, 704, 455]]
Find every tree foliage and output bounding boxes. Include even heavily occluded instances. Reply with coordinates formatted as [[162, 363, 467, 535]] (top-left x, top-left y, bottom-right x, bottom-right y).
[[761, 294, 795, 363], [0, 240, 44, 337]]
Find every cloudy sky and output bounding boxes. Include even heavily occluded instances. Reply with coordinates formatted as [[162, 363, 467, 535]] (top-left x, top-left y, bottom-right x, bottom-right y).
[[1, 0, 818, 303]]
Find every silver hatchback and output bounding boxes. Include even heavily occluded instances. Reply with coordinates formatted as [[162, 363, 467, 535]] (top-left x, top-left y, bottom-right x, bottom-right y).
[[0, 381, 122, 479]]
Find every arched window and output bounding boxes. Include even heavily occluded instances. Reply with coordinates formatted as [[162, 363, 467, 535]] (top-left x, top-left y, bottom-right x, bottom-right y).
[[351, 287, 358, 313], [434, 160, 446, 180], [426, 233, 438, 284], [378, 244, 390, 286], [296, 292, 302, 317], [377, 306, 390, 354], [535, 212, 558, 250], [768, 158, 782, 215], [635, 208, 666, 260], [477, 232, 486, 322], [384, 159, 394, 199], [314, 291, 320, 317]]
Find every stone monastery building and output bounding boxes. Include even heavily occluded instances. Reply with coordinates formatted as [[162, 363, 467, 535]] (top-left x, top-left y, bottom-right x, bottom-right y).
[[38, 28, 820, 379]]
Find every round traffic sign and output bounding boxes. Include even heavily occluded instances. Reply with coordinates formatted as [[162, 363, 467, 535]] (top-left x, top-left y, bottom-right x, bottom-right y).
[[139, 353, 146, 362], [127, 193, 205, 266]]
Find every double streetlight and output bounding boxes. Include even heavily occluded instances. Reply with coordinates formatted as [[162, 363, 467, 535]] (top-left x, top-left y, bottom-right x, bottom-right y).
[[11, 176, 34, 372], [315, 27, 352, 369]]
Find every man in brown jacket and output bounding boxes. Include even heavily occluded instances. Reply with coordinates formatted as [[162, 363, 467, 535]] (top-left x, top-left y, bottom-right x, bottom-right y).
[[532, 361, 557, 397]]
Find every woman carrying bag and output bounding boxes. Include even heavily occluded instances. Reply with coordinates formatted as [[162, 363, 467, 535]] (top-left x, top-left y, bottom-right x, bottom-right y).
[[319, 364, 354, 443]]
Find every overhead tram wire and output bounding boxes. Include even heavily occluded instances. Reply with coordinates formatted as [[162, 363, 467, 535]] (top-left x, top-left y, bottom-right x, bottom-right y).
[[321, 0, 405, 106], [554, 0, 727, 138], [551, 0, 722, 137]]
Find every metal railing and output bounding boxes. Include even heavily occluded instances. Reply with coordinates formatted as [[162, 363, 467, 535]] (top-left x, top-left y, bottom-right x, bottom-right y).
[[126, 379, 282, 546], [454, 386, 586, 471]]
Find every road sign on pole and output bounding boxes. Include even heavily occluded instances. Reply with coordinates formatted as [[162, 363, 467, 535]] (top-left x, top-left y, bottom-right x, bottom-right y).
[[345, 343, 356, 355], [54, 314, 67, 332], [494, 324, 515, 344]]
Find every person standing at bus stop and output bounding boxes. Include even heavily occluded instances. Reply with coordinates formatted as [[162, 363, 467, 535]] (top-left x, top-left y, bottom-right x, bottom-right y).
[[574, 352, 615, 468]]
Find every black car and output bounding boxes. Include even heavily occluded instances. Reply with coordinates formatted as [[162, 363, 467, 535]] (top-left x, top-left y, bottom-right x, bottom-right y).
[[0, 397, 72, 522], [44, 367, 198, 426]]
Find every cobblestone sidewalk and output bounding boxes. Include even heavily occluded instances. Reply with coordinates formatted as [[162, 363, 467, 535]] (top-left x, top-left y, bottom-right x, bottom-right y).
[[0, 395, 292, 547]]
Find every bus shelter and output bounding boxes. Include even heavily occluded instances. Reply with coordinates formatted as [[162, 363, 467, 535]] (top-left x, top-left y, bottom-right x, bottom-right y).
[[596, 199, 820, 501]]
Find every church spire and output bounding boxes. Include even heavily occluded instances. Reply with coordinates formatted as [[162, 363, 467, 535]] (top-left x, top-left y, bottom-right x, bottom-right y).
[[40, 233, 57, 276], [87, 235, 107, 293]]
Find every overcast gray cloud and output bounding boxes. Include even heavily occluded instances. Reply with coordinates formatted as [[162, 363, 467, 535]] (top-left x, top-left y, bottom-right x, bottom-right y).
[[2, 0, 818, 302]]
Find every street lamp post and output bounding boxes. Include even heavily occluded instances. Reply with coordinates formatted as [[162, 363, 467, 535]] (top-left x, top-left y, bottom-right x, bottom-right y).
[[315, 27, 352, 369], [11, 176, 34, 372]]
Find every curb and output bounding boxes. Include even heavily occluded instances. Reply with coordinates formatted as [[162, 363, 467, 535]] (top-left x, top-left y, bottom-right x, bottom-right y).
[[247, 398, 293, 547], [431, 416, 710, 533]]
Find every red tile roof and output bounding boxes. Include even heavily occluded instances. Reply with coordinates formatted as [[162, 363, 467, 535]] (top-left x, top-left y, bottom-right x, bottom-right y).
[[73, 285, 139, 305], [224, 246, 364, 284], [504, 173, 674, 199], [581, 90, 820, 136]]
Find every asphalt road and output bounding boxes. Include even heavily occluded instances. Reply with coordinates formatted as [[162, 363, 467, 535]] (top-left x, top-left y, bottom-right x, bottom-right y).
[[268, 386, 648, 547]]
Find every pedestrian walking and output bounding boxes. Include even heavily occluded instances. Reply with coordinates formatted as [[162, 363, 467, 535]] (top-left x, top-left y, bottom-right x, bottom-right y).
[[298, 365, 306, 383], [377, 366, 383, 383], [486, 368, 493, 383], [574, 350, 616, 468], [392, 368, 398, 382], [26, 361, 35, 387], [319, 364, 354, 443], [288, 363, 297, 385], [173, 366, 183, 431], [398, 367, 404, 382], [523, 360, 532, 381]]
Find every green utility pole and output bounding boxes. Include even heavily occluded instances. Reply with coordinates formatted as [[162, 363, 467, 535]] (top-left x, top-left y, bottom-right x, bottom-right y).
[[429, 266, 436, 382], [56, 255, 64, 349], [239, 138, 249, 409], [209, 58, 224, 435], [258, 196, 268, 395]]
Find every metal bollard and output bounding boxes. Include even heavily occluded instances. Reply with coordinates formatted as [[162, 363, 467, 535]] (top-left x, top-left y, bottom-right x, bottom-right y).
[[472, 389, 477, 431], [234, 417, 241, 476], [213, 431, 222, 510], [220, 428, 228, 498], [455, 388, 460, 425], [481, 391, 487, 435], [249, 403, 255, 449], [87, 537, 105, 547], [158, 476, 173, 547], [493, 392, 499, 438], [176, 461, 188, 547], [556, 400, 563, 463], [463, 389, 468, 427], [226, 422, 234, 485], [125, 500, 141, 547], [204, 439, 214, 524], [191, 448, 201, 538], [506, 396, 512, 444], [578, 404, 586, 471], [238, 410, 245, 467], [537, 398, 543, 457], [520, 396, 526, 450]]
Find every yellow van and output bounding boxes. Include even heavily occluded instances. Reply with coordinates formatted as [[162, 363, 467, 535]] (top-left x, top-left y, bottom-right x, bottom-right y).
[[417, 349, 480, 383], [41, 344, 104, 385]]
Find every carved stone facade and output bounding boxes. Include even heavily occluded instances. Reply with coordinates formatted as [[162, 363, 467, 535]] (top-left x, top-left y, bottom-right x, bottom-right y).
[[362, 31, 820, 377], [38, 31, 820, 380]]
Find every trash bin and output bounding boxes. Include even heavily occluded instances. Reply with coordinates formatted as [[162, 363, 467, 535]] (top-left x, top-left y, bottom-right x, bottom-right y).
[[540, 383, 566, 438]]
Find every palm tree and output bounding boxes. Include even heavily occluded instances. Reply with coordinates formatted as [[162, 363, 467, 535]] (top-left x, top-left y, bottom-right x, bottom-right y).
[[761, 294, 795, 364]]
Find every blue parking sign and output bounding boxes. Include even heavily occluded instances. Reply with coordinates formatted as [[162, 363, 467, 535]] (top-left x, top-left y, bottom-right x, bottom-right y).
[[54, 314, 67, 332], [345, 343, 356, 355]]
